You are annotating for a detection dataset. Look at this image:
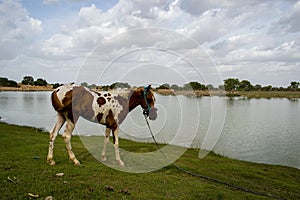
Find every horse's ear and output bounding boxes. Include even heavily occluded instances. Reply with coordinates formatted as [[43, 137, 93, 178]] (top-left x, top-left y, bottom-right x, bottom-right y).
[[146, 85, 151, 91]]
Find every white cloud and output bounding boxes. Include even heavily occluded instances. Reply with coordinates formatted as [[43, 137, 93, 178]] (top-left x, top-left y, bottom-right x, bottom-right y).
[[211, 34, 300, 86], [77, 4, 104, 28], [43, 0, 59, 5], [0, 0, 42, 60], [179, 0, 276, 16], [213, 33, 299, 65], [42, 34, 73, 57], [41, 1, 192, 58], [277, 1, 300, 32]]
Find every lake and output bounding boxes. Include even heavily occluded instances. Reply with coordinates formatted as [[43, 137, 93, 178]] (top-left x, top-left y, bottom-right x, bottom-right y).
[[0, 91, 299, 169]]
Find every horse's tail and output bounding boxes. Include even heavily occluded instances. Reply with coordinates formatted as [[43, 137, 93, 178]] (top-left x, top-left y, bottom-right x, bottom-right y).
[[51, 84, 74, 112], [51, 90, 65, 112]]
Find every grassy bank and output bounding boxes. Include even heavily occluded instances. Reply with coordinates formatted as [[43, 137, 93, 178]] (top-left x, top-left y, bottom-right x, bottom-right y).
[[233, 91, 300, 98], [0, 122, 299, 199]]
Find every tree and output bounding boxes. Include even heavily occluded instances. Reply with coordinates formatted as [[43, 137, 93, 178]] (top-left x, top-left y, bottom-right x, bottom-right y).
[[81, 82, 89, 87], [90, 84, 97, 89], [238, 80, 253, 91], [8, 80, 18, 87], [262, 85, 272, 91], [289, 81, 299, 91], [34, 78, 47, 86], [110, 82, 131, 89], [22, 76, 34, 85], [253, 84, 262, 91], [157, 83, 170, 90], [224, 78, 239, 92], [206, 84, 215, 90], [218, 85, 225, 90], [0, 77, 17, 87], [101, 85, 110, 91], [0, 77, 9, 86], [52, 83, 62, 89], [186, 81, 206, 90], [170, 84, 181, 91], [183, 83, 192, 90]]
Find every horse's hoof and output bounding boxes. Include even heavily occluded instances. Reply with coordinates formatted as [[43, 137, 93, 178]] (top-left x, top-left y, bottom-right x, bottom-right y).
[[47, 159, 56, 166], [101, 155, 107, 161], [73, 160, 81, 166], [71, 158, 81, 165], [118, 160, 125, 167]]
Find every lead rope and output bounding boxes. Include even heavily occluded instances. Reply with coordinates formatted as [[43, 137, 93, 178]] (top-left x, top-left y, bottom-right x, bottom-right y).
[[143, 115, 283, 200]]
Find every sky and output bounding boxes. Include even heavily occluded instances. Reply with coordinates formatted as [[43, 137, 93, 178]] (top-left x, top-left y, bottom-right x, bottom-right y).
[[0, 0, 299, 87]]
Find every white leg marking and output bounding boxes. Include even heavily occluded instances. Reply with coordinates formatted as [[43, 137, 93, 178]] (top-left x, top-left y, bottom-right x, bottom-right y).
[[101, 128, 110, 161], [62, 120, 80, 165], [47, 114, 65, 165], [113, 127, 124, 166]]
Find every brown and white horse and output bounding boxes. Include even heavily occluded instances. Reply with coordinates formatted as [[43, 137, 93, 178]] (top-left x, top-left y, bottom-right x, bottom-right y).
[[47, 83, 157, 166]]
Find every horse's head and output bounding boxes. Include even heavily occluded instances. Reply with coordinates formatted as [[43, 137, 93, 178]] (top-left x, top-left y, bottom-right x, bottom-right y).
[[140, 85, 157, 120]]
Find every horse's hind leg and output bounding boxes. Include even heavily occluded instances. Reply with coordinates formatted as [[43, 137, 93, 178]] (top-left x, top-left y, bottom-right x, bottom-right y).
[[101, 127, 110, 161], [62, 119, 80, 165], [47, 113, 65, 165]]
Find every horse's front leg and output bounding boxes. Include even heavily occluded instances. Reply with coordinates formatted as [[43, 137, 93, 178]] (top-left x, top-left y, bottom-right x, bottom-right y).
[[101, 127, 110, 161], [113, 127, 124, 166], [62, 120, 80, 165]]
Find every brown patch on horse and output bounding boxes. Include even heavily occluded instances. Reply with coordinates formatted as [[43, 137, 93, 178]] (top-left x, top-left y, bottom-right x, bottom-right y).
[[106, 109, 118, 131], [97, 113, 103, 123], [128, 88, 143, 111], [69, 86, 94, 123], [97, 97, 106, 107]]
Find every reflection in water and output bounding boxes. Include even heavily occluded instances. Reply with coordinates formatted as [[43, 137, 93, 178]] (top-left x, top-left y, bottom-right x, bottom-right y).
[[0, 92, 299, 169]]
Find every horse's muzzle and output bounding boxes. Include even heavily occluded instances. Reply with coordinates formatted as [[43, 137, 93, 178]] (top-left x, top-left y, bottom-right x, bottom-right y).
[[149, 107, 158, 120]]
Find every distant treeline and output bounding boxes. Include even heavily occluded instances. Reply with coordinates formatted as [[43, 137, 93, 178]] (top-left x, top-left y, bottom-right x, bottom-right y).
[[81, 79, 300, 92], [0, 76, 49, 87], [156, 79, 300, 92], [1, 76, 299, 92], [0, 77, 18, 87], [222, 78, 300, 92]]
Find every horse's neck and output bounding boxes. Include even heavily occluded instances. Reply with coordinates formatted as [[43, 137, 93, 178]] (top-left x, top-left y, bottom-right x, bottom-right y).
[[128, 89, 141, 112]]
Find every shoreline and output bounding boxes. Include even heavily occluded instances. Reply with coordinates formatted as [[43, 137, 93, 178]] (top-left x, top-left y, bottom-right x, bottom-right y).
[[156, 89, 300, 98], [1, 86, 300, 98], [0, 85, 53, 91]]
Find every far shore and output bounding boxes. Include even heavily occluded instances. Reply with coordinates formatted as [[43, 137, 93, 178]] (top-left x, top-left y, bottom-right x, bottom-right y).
[[156, 89, 300, 98], [1, 86, 300, 98], [0, 85, 53, 91]]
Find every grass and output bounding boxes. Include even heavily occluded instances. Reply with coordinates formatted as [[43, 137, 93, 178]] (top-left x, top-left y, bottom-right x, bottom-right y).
[[0, 122, 299, 199]]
